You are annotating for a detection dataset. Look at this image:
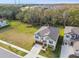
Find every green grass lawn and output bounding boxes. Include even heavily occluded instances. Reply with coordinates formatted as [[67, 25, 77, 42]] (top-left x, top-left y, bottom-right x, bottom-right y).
[[39, 28, 64, 58], [0, 20, 38, 50]]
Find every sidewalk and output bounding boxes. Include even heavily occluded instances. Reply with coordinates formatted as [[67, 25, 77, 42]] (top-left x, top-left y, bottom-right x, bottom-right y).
[[0, 40, 29, 53]]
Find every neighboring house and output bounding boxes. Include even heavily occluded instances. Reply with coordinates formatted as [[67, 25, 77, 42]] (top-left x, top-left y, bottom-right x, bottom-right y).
[[64, 26, 79, 57], [0, 20, 9, 28], [34, 26, 59, 50]]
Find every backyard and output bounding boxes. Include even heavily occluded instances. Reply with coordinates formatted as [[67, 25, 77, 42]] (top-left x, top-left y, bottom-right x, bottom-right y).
[[0, 20, 38, 50]]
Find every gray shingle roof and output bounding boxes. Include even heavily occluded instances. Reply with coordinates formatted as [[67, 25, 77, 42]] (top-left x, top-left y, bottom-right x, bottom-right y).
[[35, 26, 59, 41], [65, 26, 79, 41]]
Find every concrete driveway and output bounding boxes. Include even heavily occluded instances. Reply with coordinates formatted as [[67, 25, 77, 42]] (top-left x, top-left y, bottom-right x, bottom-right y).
[[60, 45, 74, 58], [24, 44, 42, 58]]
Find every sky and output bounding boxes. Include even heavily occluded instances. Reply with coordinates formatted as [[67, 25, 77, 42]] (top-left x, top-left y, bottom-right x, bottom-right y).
[[0, 0, 79, 4]]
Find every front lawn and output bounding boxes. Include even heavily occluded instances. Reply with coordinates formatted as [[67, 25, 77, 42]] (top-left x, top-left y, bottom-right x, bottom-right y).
[[39, 28, 64, 58], [0, 21, 38, 50]]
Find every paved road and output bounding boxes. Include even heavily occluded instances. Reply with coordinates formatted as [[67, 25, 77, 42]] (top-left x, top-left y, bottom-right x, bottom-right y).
[[24, 44, 42, 58], [0, 47, 20, 58]]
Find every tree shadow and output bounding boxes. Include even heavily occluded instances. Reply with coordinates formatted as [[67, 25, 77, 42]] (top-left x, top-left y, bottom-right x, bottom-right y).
[[53, 36, 64, 57]]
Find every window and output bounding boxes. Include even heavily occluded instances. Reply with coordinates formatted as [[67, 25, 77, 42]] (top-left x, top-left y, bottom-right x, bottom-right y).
[[65, 42, 67, 45], [49, 40, 53, 44], [66, 35, 70, 38], [35, 34, 39, 39]]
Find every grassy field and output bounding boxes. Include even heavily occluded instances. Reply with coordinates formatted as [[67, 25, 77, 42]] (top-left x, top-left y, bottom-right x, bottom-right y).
[[0, 21, 38, 50], [39, 28, 64, 58]]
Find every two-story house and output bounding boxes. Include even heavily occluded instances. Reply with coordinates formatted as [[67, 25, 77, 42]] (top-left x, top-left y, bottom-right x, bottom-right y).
[[34, 26, 59, 51]]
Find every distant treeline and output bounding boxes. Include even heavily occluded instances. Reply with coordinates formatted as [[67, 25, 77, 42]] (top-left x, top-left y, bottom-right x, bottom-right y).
[[0, 5, 79, 27]]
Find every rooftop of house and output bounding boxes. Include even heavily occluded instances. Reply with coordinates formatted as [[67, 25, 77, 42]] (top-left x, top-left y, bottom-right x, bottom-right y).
[[71, 27, 79, 35], [35, 26, 59, 41], [65, 26, 79, 34], [65, 26, 79, 41]]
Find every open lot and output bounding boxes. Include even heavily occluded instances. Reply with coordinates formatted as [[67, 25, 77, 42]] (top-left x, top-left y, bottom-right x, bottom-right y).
[[0, 21, 38, 50]]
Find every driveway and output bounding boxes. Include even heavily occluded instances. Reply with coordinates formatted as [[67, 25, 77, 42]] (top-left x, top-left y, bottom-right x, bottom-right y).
[[24, 44, 42, 58], [60, 45, 74, 58]]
